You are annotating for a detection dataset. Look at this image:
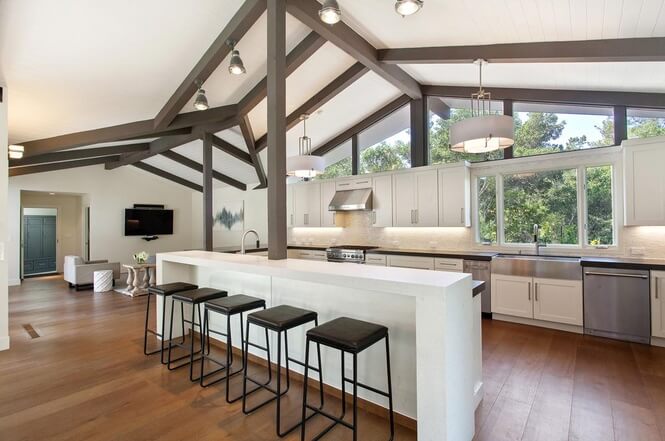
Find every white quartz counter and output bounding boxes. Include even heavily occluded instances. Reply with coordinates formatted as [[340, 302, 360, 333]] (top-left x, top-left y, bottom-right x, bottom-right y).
[[156, 250, 482, 441]]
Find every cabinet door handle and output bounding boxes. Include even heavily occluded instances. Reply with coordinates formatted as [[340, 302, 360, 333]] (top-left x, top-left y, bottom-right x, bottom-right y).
[[410, 210, 414, 224], [372, 211, 377, 225], [415, 209, 419, 224], [657, 279, 660, 299], [333, 212, 336, 225], [528, 282, 531, 300], [290, 214, 293, 225], [460, 207, 464, 224], [534, 283, 538, 301], [304, 213, 308, 225], [338, 183, 350, 187]]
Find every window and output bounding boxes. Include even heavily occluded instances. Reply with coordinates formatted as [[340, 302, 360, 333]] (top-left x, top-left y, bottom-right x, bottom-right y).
[[316, 139, 353, 180], [513, 103, 614, 157], [428, 97, 504, 165], [627, 108, 665, 139], [358, 105, 410, 174], [477, 176, 497, 244], [585, 165, 614, 246], [503, 169, 578, 245]]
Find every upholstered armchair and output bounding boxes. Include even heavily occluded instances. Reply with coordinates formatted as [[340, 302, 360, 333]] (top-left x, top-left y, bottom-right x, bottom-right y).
[[63, 256, 120, 290]]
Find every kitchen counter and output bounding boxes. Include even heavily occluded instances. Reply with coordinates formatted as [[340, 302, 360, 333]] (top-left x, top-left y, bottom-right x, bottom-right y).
[[156, 250, 482, 440], [472, 280, 486, 297], [369, 247, 497, 261], [581, 256, 665, 271], [211, 244, 329, 254]]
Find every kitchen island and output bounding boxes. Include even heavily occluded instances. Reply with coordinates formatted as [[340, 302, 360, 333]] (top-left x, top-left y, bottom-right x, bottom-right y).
[[156, 250, 483, 441]]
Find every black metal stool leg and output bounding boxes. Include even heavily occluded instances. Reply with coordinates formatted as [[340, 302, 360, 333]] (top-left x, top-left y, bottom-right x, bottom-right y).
[[352, 353, 358, 441], [385, 335, 395, 441], [160, 294, 168, 364], [143, 292, 152, 355], [300, 337, 311, 441]]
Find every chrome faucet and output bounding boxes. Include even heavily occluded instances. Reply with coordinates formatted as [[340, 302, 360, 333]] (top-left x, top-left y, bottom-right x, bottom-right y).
[[533, 224, 546, 256], [240, 229, 260, 254]]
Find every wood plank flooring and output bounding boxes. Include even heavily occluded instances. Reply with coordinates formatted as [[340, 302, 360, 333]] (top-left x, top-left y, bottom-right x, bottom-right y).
[[1, 276, 665, 440]]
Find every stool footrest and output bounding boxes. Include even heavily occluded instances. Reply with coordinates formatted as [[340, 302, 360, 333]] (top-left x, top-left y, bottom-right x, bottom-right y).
[[342, 378, 391, 398], [305, 404, 354, 431]]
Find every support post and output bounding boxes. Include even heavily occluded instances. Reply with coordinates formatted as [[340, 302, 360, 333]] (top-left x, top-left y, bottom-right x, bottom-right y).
[[351, 134, 359, 175], [267, 0, 287, 260], [614, 105, 628, 145], [202, 133, 213, 251], [410, 98, 427, 167], [503, 99, 514, 159]]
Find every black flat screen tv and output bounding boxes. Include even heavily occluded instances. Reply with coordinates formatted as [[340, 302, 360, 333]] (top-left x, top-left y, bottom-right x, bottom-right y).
[[124, 208, 173, 236]]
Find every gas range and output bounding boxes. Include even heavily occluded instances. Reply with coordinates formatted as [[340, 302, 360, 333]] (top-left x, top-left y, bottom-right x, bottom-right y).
[[326, 245, 378, 264]]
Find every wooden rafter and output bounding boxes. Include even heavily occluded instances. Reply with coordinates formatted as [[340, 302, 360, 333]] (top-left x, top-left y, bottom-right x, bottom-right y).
[[285, 0, 421, 99], [161, 150, 247, 191], [132, 162, 203, 192], [378, 37, 665, 64], [239, 116, 267, 189], [153, 0, 266, 129], [9, 143, 148, 167], [9, 156, 120, 177], [255, 62, 369, 152], [211, 134, 253, 166]]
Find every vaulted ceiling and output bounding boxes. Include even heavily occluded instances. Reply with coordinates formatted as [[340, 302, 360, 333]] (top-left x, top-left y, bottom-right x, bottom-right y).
[[3, 0, 665, 188]]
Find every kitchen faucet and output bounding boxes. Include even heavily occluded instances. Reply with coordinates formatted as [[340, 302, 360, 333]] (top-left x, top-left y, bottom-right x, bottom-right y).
[[240, 229, 260, 254], [533, 224, 546, 256]]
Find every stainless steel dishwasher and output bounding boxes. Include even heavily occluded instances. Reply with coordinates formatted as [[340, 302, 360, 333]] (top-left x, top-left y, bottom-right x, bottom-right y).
[[583, 267, 651, 344], [464, 260, 491, 315]]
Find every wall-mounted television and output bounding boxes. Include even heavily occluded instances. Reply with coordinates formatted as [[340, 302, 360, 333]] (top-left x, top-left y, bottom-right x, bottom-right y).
[[124, 208, 173, 236]]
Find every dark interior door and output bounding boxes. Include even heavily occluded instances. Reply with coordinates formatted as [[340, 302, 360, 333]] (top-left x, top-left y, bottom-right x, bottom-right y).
[[24, 215, 57, 275]]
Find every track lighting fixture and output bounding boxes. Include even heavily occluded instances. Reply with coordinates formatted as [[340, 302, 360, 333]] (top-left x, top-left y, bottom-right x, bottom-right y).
[[395, 0, 424, 17], [193, 80, 209, 111], [318, 0, 341, 24], [227, 40, 246, 75]]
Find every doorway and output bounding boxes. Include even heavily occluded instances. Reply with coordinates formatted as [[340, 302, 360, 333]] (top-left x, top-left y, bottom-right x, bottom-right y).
[[23, 208, 57, 276]]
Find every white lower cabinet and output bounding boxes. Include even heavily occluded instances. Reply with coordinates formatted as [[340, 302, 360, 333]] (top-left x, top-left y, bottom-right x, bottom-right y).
[[365, 254, 387, 266], [492, 274, 583, 326], [652, 271, 665, 338], [387, 255, 435, 270], [532, 278, 583, 326], [434, 257, 463, 272], [288, 249, 327, 261]]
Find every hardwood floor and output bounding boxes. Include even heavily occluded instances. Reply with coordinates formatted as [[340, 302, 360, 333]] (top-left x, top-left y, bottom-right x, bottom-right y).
[[1, 276, 665, 440]]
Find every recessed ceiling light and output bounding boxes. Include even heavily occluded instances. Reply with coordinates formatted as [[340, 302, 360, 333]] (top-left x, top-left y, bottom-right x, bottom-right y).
[[395, 0, 423, 17], [319, 0, 341, 24]]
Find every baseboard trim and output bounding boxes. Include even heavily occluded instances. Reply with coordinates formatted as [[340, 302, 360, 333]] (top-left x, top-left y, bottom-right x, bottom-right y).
[[492, 314, 583, 334], [8, 279, 21, 287], [651, 337, 665, 348], [0, 335, 10, 351], [193, 332, 417, 431]]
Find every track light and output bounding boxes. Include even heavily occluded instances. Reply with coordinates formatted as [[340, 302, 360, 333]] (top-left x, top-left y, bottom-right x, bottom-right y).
[[227, 40, 246, 75], [395, 0, 423, 17], [193, 80, 209, 111], [319, 0, 341, 24], [8, 144, 24, 159]]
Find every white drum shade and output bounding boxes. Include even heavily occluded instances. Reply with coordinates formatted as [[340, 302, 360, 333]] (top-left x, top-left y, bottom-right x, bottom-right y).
[[287, 155, 326, 178], [450, 115, 514, 153]]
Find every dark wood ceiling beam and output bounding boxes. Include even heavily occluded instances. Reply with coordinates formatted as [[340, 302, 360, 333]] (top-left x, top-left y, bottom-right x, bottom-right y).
[[9, 143, 148, 167], [428, 96, 450, 120], [161, 150, 246, 191], [312, 94, 411, 156], [378, 37, 665, 64], [211, 134, 253, 166], [132, 162, 203, 192], [421, 85, 665, 108], [285, 0, 421, 99], [237, 32, 326, 116], [9, 156, 120, 177], [255, 62, 369, 152], [239, 116, 267, 189], [21, 104, 236, 157], [153, 0, 266, 129]]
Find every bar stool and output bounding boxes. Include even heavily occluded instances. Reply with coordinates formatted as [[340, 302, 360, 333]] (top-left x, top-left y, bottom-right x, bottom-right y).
[[144, 282, 197, 364], [199, 294, 267, 403], [300, 317, 394, 441], [167, 287, 227, 381], [242, 305, 325, 437]]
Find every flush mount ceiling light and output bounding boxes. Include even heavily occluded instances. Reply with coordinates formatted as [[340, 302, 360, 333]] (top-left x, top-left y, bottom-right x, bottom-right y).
[[395, 0, 423, 17], [450, 59, 514, 154], [227, 40, 246, 75], [8, 144, 24, 159], [193, 80, 209, 111], [287, 114, 325, 179], [319, 0, 341, 24]]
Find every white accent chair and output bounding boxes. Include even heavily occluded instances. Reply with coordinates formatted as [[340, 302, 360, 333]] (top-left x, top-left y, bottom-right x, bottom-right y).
[[63, 256, 120, 291]]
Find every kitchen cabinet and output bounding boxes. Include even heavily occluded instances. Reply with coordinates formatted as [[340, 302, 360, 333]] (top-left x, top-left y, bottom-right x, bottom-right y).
[[288, 249, 327, 261], [293, 182, 321, 227], [287, 185, 295, 227], [438, 165, 470, 227], [532, 278, 583, 326], [392, 170, 438, 227], [336, 177, 372, 191], [491, 274, 533, 319], [387, 255, 435, 270], [365, 254, 387, 266], [320, 181, 337, 227], [371, 175, 393, 227], [434, 258, 463, 272], [652, 271, 665, 339], [624, 137, 665, 226]]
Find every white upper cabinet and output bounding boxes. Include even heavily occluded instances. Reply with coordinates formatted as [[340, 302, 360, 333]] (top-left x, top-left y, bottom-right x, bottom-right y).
[[393, 169, 438, 227], [320, 181, 337, 227], [438, 165, 471, 227], [624, 136, 665, 226], [286, 184, 295, 228], [371, 174, 393, 227], [293, 182, 321, 227]]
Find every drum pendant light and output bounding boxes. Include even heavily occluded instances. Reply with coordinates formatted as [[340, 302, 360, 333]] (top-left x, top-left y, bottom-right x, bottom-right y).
[[287, 114, 325, 179]]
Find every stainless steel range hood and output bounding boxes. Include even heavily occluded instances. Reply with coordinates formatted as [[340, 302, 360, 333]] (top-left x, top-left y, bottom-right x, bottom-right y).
[[328, 188, 373, 211]]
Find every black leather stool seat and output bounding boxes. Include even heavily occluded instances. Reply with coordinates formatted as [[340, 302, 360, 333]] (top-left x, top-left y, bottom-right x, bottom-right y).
[[172, 288, 227, 304], [205, 294, 266, 315], [307, 317, 388, 353], [148, 282, 198, 296], [247, 305, 317, 332]]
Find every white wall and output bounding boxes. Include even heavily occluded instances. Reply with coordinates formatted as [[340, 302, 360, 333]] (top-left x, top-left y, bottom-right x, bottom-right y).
[[21, 193, 83, 273], [0, 86, 9, 350], [8, 164, 196, 284]]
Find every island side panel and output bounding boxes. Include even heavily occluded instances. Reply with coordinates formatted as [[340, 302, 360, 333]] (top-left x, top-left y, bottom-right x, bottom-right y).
[[473, 293, 484, 408]]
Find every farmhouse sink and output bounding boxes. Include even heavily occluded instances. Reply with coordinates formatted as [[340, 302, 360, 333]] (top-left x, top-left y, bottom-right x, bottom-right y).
[[493, 254, 582, 280]]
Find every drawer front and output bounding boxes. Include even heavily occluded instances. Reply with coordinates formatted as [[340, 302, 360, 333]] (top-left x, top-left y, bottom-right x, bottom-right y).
[[387, 255, 435, 270], [435, 258, 463, 272], [365, 254, 387, 266], [336, 177, 372, 191]]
